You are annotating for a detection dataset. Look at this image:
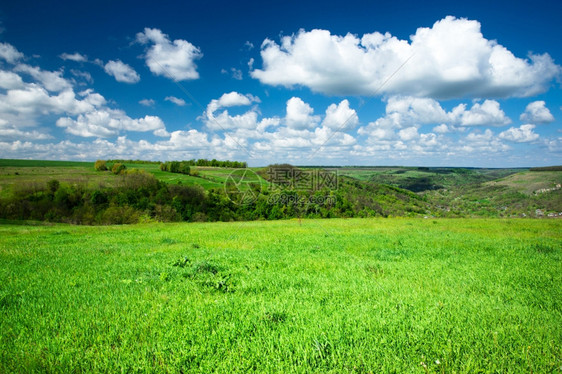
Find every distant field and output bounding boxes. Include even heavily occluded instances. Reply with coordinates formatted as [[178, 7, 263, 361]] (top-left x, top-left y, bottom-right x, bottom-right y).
[[337, 167, 524, 192], [0, 159, 264, 197], [489, 171, 561, 194], [0, 218, 560, 372]]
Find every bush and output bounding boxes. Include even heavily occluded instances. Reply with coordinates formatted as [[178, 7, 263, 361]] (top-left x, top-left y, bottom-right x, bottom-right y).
[[94, 160, 108, 171], [47, 179, 60, 194], [111, 163, 126, 175]]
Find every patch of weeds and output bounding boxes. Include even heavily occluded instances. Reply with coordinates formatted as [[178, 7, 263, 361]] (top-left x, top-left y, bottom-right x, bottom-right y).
[[192, 260, 221, 275], [0, 290, 23, 309], [313, 338, 333, 362], [160, 238, 177, 245], [196, 271, 236, 293], [263, 311, 287, 324], [373, 248, 410, 261], [532, 243, 556, 254], [51, 230, 70, 236], [364, 263, 384, 276], [172, 256, 191, 268], [192, 243, 200, 249]]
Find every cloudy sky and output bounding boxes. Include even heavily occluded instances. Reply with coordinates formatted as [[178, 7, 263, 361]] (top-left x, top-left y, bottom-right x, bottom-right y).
[[0, 0, 561, 167]]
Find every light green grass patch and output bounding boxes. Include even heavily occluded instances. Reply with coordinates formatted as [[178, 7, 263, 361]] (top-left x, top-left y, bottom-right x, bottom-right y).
[[0, 218, 560, 372]]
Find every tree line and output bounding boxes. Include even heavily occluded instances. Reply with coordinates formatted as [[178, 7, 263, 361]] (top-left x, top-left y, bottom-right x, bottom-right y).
[[0, 169, 430, 225]]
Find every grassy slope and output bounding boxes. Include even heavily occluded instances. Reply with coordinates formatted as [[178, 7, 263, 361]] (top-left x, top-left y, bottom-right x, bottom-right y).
[[1, 218, 560, 372], [337, 167, 523, 192], [489, 171, 561, 195], [0, 159, 258, 197]]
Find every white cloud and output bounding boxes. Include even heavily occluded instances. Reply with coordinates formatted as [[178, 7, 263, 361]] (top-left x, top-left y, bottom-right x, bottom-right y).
[[461, 129, 510, 153], [398, 126, 419, 141], [136, 27, 202, 81], [207, 91, 257, 113], [104, 60, 140, 83], [285, 97, 320, 129], [321, 99, 359, 130], [0, 83, 105, 127], [139, 98, 155, 106], [454, 100, 511, 127], [359, 96, 511, 143], [0, 42, 24, 64], [520, 101, 554, 124], [70, 69, 93, 84], [56, 109, 166, 138], [14, 64, 72, 92], [498, 124, 539, 143], [0, 117, 52, 140], [0, 70, 24, 89], [433, 124, 449, 133], [165, 96, 186, 106], [251, 16, 561, 98], [231, 68, 242, 80], [59, 52, 87, 62], [201, 92, 272, 131]]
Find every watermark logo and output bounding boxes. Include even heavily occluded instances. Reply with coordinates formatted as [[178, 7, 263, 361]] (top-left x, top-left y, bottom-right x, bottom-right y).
[[224, 169, 263, 205], [267, 168, 338, 191], [224, 167, 338, 206]]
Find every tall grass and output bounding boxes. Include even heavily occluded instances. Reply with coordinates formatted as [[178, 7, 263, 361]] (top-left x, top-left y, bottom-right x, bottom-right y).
[[0, 218, 560, 372]]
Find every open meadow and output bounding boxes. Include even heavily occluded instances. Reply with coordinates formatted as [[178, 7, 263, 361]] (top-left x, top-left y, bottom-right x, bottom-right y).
[[1, 218, 560, 372]]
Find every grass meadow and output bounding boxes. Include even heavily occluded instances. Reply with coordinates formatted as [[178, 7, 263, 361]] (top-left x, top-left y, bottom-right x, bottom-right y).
[[0, 218, 560, 372]]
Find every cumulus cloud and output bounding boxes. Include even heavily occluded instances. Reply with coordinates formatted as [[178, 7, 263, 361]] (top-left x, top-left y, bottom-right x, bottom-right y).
[[0, 70, 25, 89], [359, 96, 511, 142], [498, 124, 539, 143], [14, 64, 72, 92], [56, 109, 166, 138], [222, 67, 243, 80], [70, 69, 93, 84], [136, 27, 202, 81], [59, 52, 87, 62], [0, 79, 106, 127], [398, 126, 419, 141], [0, 63, 167, 141], [461, 129, 510, 153], [519, 101, 554, 124], [453, 100, 511, 127], [251, 16, 561, 98], [103, 60, 140, 83], [165, 96, 186, 106], [433, 124, 450, 133], [321, 99, 359, 130], [285, 97, 320, 129], [201, 91, 273, 131], [139, 98, 155, 106], [0, 42, 24, 64]]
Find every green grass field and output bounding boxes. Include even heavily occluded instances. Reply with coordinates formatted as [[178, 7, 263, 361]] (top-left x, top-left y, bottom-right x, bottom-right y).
[[1, 218, 560, 372], [0, 159, 266, 198]]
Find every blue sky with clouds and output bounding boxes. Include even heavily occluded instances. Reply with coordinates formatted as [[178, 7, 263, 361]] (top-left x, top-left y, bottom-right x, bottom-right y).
[[0, 0, 561, 167]]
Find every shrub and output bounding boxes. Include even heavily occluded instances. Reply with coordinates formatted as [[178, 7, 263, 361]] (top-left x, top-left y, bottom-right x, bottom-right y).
[[94, 160, 108, 171], [47, 179, 60, 194], [111, 163, 126, 175]]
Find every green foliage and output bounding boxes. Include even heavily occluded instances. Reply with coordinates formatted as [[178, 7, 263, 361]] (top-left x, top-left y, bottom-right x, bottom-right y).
[[111, 163, 126, 175], [0, 218, 560, 372], [94, 159, 108, 171], [530, 165, 562, 171], [47, 179, 60, 194], [159, 161, 191, 175]]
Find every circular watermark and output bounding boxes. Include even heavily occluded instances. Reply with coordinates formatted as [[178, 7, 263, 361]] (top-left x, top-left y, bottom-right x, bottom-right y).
[[224, 168, 263, 205]]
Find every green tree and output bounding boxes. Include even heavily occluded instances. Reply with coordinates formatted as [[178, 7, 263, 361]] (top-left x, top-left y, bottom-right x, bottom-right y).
[[112, 163, 126, 175], [94, 160, 108, 171]]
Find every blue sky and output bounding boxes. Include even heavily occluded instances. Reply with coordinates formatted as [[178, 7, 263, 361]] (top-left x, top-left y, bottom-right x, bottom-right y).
[[0, 0, 561, 167]]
